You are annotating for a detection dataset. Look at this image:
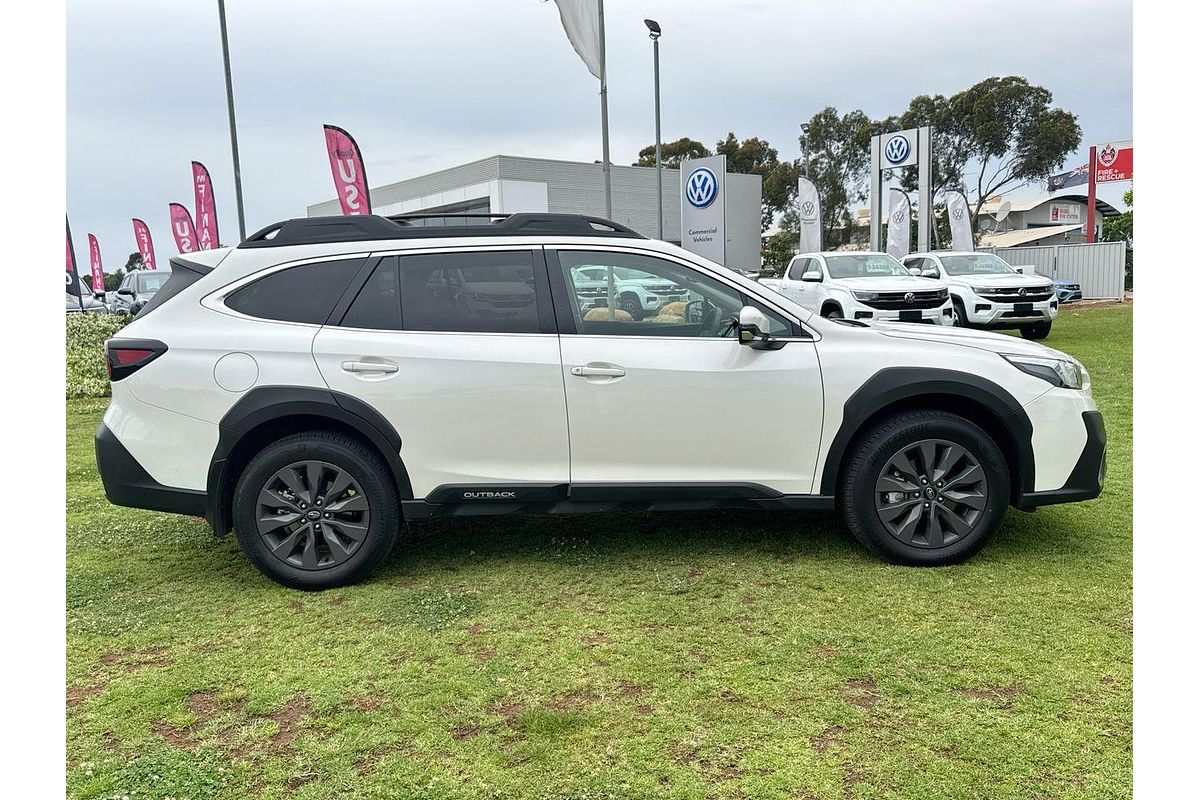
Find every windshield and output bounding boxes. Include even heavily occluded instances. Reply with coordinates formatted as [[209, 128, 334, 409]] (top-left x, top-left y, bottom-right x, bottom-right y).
[[824, 254, 910, 279], [940, 254, 1016, 276], [137, 272, 170, 292]]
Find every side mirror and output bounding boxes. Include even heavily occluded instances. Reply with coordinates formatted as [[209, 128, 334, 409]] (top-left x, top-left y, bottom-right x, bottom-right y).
[[736, 305, 785, 350], [907, 266, 922, 276], [1013, 266, 1026, 274], [118, 287, 133, 296], [922, 268, 939, 278], [801, 271, 822, 282]]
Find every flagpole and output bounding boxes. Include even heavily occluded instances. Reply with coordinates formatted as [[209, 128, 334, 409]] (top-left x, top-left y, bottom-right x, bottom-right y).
[[1086, 145, 1097, 244], [217, 0, 247, 241], [598, 0, 612, 219]]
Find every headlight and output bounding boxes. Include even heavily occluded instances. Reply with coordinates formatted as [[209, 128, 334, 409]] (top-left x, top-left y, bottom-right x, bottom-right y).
[[852, 291, 881, 302], [1001, 353, 1090, 390]]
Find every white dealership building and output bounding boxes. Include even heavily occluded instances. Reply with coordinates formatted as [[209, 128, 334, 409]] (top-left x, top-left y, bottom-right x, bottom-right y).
[[307, 154, 764, 270]]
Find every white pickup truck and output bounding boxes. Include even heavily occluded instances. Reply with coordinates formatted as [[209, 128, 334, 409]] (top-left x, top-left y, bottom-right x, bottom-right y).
[[570, 264, 689, 320], [759, 251, 953, 325]]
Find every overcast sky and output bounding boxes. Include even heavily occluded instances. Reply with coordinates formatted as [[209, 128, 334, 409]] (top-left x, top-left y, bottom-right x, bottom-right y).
[[67, 0, 1131, 270]]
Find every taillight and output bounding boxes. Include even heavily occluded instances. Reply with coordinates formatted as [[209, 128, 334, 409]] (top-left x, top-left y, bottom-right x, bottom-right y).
[[105, 339, 167, 381]]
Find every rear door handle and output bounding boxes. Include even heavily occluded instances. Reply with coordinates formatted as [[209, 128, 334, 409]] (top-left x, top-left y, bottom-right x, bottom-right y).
[[570, 365, 626, 378], [342, 360, 399, 374]]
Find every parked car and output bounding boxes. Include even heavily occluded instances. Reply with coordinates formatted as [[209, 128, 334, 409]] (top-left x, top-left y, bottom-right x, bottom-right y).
[[570, 264, 689, 320], [1053, 279, 1083, 304], [66, 281, 109, 314], [758, 251, 953, 325], [903, 252, 1058, 339], [95, 212, 1105, 589], [110, 269, 171, 316]]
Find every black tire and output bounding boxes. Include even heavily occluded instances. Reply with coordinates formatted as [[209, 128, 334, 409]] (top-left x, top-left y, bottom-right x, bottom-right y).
[[951, 298, 967, 327], [232, 431, 400, 590], [619, 292, 644, 321], [822, 305, 843, 320], [1020, 322, 1052, 340], [839, 410, 1010, 566]]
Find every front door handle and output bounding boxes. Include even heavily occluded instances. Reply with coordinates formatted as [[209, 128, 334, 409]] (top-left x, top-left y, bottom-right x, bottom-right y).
[[570, 365, 626, 378], [342, 360, 399, 374]]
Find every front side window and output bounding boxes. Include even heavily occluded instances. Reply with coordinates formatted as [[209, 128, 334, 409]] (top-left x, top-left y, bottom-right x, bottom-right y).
[[787, 257, 811, 280], [225, 258, 364, 324], [824, 253, 911, 279], [558, 250, 750, 338], [398, 250, 540, 334], [940, 253, 1017, 276]]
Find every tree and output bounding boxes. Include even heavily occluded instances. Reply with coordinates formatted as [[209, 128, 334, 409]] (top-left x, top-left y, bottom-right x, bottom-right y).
[[633, 137, 711, 168], [878, 93, 971, 200], [946, 76, 1081, 229], [714, 133, 800, 231], [104, 269, 125, 292], [791, 107, 874, 247], [124, 252, 145, 271]]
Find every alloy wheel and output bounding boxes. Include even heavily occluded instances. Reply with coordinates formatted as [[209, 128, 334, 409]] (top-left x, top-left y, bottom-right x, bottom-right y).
[[255, 460, 371, 570], [874, 439, 987, 548]]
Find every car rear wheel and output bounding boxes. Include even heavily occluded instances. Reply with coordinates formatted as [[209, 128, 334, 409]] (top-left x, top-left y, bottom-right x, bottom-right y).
[[232, 432, 399, 590], [840, 410, 1010, 566], [822, 305, 843, 320], [1020, 322, 1052, 340]]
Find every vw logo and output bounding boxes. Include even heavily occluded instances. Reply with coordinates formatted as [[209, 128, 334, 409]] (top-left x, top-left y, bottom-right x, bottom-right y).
[[685, 167, 719, 209], [1018, 287, 1027, 297], [884, 134, 911, 165], [1098, 144, 1118, 167], [952, 207, 965, 221], [892, 209, 905, 224], [904, 292, 915, 303], [801, 201, 815, 217]]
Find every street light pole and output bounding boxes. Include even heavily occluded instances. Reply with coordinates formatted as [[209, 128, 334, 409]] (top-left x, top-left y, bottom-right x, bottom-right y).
[[217, 0, 246, 241], [645, 19, 663, 240]]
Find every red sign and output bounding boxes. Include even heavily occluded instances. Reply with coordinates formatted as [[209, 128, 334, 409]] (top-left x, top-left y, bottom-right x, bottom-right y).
[[87, 234, 104, 292], [169, 203, 199, 253], [323, 124, 371, 215], [1094, 141, 1132, 183], [132, 218, 157, 270], [191, 161, 220, 249]]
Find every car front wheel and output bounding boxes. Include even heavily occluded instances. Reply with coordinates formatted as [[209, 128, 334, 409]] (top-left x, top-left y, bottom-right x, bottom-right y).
[[840, 410, 1010, 566], [232, 432, 399, 590], [1020, 322, 1052, 340]]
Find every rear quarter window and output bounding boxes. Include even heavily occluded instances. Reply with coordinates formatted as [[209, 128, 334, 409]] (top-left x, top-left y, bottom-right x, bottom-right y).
[[225, 258, 364, 324]]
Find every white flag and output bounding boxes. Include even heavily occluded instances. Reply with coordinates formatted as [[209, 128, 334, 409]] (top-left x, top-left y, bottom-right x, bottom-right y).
[[886, 189, 911, 259], [795, 177, 822, 253], [552, 0, 602, 79], [946, 190, 974, 252]]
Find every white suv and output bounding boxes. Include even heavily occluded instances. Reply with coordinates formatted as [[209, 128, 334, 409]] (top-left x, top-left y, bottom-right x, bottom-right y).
[[95, 213, 1105, 589], [903, 251, 1058, 339], [760, 251, 953, 325]]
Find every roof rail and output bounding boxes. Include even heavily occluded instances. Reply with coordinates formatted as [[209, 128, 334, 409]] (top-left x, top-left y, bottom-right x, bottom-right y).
[[239, 213, 645, 248]]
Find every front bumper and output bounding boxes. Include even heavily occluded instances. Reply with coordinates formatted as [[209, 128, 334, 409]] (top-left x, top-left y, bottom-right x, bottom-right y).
[[964, 297, 1058, 328], [1016, 410, 1106, 509], [95, 423, 207, 516], [851, 302, 953, 325]]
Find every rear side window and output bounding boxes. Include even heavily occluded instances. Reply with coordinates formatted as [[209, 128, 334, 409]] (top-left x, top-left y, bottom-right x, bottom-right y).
[[225, 259, 363, 324], [397, 251, 541, 334], [341, 257, 401, 330]]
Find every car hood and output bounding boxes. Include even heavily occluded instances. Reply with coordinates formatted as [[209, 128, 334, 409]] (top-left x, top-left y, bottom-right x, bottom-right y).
[[951, 273, 1052, 290], [832, 275, 947, 292], [872, 320, 1073, 360]]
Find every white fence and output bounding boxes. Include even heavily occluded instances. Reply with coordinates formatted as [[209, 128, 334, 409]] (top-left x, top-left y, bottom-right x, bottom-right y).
[[978, 242, 1125, 300]]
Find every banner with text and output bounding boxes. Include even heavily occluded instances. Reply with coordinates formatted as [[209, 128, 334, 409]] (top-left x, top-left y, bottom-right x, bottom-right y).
[[132, 218, 157, 270], [191, 161, 220, 249], [66, 218, 83, 299], [87, 234, 104, 292], [323, 124, 371, 215], [886, 189, 911, 259], [169, 203, 200, 253], [946, 191, 974, 252], [680, 155, 727, 264], [1094, 140, 1133, 183], [795, 177, 822, 254]]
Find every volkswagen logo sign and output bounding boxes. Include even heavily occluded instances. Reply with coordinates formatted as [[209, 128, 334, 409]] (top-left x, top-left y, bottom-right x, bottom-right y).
[[952, 207, 965, 221], [892, 209, 905, 224], [884, 134, 911, 165], [685, 167, 719, 209], [904, 292, 915, 304], [1018, 287, 1027, 297], [801, 201, 815, 216]]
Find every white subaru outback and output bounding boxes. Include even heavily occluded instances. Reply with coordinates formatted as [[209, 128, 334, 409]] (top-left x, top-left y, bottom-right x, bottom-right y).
[[95, 213, 1105, 590]]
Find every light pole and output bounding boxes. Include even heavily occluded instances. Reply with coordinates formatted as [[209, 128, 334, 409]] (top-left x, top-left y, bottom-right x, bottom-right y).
[[645, 19, 663, 240], [217, 0, 246, 241]]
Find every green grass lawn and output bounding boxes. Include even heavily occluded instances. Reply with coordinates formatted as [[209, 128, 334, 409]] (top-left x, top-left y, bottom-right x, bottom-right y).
[[66, 304, 1132, 800]]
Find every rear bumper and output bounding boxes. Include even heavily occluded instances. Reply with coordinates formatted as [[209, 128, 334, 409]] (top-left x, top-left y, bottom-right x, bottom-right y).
[[94, 423, 206, 517], [1016, 410, 1106, 509]]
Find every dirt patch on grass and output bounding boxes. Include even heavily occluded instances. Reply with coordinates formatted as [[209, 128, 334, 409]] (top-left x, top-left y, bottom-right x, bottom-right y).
[[617, 683, 646, 700], [486, 699, 526, 727], [345, 694, 385, 712], [841, 678, 880, 710], [67, 683, 107, 708], [99, 646, 173, 673], [355, 745, 406, 776], [543, 690, 601, 711], [811, 724, 846, 753], [957, 682, 1023, 709], [581, 632, 613, 647], [452, 723, 482, 741], [268, 694, 313, 752]]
